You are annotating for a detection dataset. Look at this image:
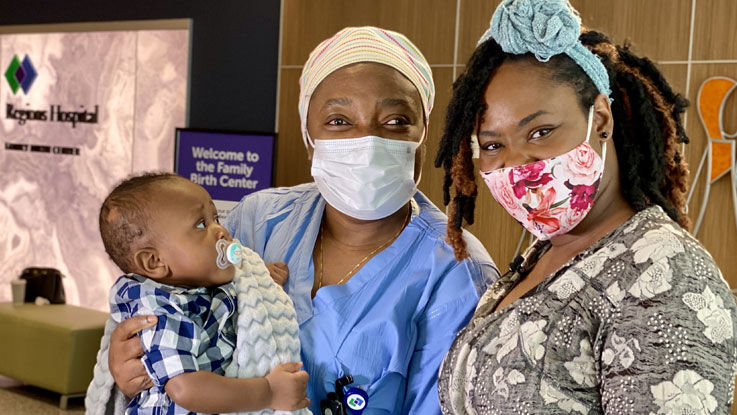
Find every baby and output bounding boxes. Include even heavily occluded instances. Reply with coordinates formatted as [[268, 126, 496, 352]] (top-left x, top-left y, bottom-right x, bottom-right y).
[[94, 172, 310, 414]]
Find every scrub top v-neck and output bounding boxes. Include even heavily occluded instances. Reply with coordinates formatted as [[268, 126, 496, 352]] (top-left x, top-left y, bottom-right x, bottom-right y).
[[225, 182, 499, 414]]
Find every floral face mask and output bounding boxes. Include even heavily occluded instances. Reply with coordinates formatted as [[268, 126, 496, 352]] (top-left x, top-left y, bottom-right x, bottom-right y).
[[480, 107, 606, 240]]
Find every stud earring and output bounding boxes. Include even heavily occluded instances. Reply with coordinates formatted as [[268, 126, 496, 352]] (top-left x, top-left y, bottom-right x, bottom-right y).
[[600, 131, 609, 140]]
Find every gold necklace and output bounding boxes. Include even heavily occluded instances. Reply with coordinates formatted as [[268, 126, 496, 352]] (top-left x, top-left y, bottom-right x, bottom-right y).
[[317, 206, 411, 290]]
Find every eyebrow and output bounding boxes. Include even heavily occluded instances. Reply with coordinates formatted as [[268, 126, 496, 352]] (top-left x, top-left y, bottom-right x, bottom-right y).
[[323, 97, 352, 108], [379, 97, 412, 108], [477, 129, 499, 138], [477, 110, 550, 138], [189, 202, 205, 218], [323, 97, 413, 108], [518, 110, 548, 128]]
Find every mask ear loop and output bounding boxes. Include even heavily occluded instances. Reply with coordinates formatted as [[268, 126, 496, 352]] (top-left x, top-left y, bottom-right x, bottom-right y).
[[416, 103, 431, 147], [584, 105, 595, 144], [418, 124, 428, 146], [584, 105, 608, 164], [412, 125, 427, 186], [302, 92, 316, 150], [600, 133, 608, 165]]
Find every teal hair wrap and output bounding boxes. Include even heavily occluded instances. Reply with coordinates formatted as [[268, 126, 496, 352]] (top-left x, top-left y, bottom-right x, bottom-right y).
[[478, 0, 611, 99]]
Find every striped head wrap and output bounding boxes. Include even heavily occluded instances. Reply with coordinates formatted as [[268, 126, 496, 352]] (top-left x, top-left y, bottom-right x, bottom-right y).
[[298, 26, 435, 147], [478, 0, 611, 99]]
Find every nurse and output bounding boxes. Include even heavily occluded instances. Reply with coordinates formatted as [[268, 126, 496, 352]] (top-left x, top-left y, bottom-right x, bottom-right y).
[[107, 27, 499, 414]]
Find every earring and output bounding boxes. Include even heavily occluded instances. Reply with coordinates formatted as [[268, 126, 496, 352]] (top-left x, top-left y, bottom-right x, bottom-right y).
[[600, 131, 609, 140]]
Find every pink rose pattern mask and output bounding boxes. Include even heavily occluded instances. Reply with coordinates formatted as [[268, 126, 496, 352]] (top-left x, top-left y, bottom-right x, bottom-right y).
[[480, 107, 606, 240]]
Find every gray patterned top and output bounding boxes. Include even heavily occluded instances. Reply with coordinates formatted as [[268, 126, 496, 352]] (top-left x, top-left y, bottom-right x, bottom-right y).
[[438, 206, 737, 414]]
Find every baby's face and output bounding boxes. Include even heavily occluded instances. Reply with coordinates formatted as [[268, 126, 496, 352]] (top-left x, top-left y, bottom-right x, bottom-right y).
[[148, 178, 235, 287]]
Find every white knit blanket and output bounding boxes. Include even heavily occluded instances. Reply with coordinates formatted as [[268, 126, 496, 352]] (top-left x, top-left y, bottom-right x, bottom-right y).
[[85, 246, 311, 415]]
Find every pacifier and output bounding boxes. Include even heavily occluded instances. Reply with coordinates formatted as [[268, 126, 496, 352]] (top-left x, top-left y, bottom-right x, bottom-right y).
[[216, 238, 244, 269]]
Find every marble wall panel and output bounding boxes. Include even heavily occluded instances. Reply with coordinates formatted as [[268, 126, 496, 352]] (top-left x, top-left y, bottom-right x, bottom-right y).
[[0, 29, 189, 311], [133, 30, 189, 172]]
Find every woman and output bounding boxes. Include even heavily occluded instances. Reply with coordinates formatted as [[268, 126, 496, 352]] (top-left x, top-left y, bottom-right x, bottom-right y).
[[435, 0, 737, 413], [106, 27, 498, 414]]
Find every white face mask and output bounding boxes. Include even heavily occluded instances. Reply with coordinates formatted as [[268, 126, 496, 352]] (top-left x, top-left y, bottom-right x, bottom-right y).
[[311, 136, 419, 220]]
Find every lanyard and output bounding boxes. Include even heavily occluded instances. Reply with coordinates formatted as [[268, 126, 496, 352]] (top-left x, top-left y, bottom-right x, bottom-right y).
[[320, 374, 368, 415]]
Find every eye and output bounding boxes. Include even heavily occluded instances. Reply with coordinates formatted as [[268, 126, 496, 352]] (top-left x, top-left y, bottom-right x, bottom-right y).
[[530, 128, 552, 140], [385, 116, 410, 126], [213, 215, 220, 225], [326, 117, 350, 126], [195, 219, 206, 229], [481, 141, 503, 153]]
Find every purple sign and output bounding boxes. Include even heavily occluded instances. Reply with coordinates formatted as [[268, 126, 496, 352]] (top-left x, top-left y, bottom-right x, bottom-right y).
[[175, 129, 275, 203]]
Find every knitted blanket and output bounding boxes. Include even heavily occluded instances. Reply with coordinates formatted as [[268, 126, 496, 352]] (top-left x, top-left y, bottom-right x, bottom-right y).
[[85, 246, 311, 415]]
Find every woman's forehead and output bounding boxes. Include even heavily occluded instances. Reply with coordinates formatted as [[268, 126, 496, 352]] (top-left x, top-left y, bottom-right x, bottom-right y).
[[309, 62, 422, 109], [487, 61, 552, 95], [482, 61, 578, 117]]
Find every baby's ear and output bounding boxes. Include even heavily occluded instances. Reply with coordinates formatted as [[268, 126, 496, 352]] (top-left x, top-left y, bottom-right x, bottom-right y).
[[133, 248, 169, 279]]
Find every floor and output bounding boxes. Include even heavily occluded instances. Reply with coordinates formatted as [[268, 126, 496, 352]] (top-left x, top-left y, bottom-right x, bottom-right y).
[[0, 376, 84, 415]]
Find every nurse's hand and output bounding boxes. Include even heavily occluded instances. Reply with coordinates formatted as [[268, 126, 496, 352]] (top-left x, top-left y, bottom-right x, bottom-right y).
[[109, 315, 157, 398], [266, 262, 289, 287]]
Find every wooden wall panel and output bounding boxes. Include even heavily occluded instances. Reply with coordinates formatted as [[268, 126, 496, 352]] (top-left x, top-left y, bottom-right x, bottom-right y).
[[571, 0, 692, 61], [417, 68, 453, 210], [275, 68, 312, 187], [692, 0, 737, 60], [685, 63, 737, 287], [277, 0, 737, 299], [281, 0, 456, 66], [456, 0, 501, 65], [457, 0, 692, 65], [658, 64, 689, 96]]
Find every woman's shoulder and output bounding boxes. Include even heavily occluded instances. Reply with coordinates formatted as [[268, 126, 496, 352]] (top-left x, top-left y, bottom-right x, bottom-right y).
[[587, 207, 737, 397], [231, 182, 319, 211], [414, 191, 491, 256], [224, 183, 320, 232], [577, 205, 731, 311], [412, 191, 500, 289]]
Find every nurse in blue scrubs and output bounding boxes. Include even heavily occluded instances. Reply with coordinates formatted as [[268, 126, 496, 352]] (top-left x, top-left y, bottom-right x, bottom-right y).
[[107, 27, 499, 414]]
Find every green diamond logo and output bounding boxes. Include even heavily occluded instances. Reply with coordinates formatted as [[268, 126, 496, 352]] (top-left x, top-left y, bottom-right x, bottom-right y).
[[4, 55, 21, 94]]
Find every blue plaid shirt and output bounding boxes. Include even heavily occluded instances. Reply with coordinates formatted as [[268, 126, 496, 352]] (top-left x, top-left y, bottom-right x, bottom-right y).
[[110, 274, 237, 415]]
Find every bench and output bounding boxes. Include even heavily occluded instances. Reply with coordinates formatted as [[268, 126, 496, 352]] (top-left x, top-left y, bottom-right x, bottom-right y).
[[0, 302, 108, 409]]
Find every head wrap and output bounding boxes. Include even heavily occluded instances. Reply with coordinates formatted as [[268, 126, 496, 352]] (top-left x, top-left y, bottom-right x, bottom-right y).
[[298, 26, 435, 147], [477, 0, 611, 98]]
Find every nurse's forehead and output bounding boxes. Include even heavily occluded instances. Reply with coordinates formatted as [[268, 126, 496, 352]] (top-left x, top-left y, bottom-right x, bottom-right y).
[[318, 96, 417, 109], [313, 64, 418, 96]]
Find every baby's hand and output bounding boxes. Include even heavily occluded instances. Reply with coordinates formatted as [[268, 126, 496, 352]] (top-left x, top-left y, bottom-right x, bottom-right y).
[[264, 362, 310, 410], [265, 262, 289, 287]]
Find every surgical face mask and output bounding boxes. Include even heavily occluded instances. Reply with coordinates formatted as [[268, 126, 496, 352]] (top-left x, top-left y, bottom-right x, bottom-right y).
[[311, 136, 419, 220], [479, 107, 606, 240]]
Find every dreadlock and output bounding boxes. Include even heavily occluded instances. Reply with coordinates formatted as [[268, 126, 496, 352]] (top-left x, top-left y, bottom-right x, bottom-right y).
[[435, 31, 691, 260]]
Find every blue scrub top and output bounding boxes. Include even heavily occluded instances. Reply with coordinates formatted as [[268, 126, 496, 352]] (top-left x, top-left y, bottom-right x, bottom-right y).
[[225, 183, 498, 414]]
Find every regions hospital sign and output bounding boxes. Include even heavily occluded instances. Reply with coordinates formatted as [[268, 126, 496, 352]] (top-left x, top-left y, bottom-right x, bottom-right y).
[[4, 54, 99, 129]]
